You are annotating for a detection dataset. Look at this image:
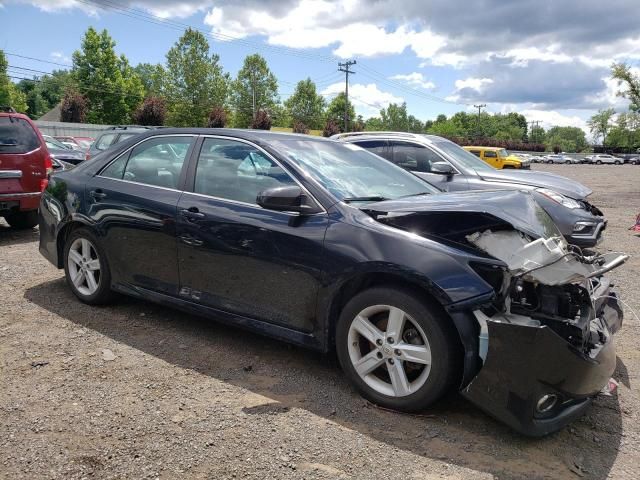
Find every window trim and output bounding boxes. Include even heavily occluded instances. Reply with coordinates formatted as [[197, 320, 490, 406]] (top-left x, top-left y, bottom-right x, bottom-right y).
[[187, 134, 327, 215], [96, 134, 198, 191]]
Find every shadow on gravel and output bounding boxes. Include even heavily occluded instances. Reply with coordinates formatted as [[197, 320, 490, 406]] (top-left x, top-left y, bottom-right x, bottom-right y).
[[0, 223, 39, 247], [25, 278, 623, 480]]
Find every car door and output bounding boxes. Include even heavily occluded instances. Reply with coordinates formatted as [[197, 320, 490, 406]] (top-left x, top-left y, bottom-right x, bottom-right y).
[[387, 140, 469, 192], [176, 136, 329, 333], [87, 134, 196, 296], [483, 150, 501, 168]]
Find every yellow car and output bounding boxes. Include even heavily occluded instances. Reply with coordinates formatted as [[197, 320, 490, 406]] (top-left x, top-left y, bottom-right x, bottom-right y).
[[463, 146, 529, 169]]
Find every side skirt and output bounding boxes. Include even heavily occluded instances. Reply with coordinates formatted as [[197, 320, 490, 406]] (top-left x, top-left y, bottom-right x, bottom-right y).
[[111, 283, 323, 351]]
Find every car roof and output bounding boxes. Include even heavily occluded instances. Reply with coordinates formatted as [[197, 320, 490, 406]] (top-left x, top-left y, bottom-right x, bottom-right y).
[[331, 131, 444, 145], [463, 146, 502, 151], [0, 111, 32, 122], [126, 127, 335, 144]]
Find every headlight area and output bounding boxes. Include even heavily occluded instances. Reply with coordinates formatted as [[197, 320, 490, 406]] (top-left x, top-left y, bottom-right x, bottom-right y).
[[461, 229, 627, 436], [536, 188, 582, 209]]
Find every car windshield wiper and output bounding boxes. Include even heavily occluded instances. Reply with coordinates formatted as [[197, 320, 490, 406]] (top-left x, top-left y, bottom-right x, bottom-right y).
[[342, 196, 389, 203], [396, 191, 433, 198]]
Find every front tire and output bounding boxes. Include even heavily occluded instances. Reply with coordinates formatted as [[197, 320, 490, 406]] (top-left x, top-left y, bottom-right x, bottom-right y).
[[596, 160, 602, 165], [5, 210, 38, 229], [63, 227, 114, 305], [336, 287, 460, 412]]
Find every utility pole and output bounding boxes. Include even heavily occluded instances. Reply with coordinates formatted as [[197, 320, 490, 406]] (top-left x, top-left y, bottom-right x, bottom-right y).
[[529, 120, 541, 143], [339, 60, 356, 132], [251, 70, 256, 120], [474, 104, 486, 138]]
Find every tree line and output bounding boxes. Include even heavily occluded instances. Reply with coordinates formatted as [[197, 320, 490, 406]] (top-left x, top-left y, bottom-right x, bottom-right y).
[[1, 26, 640, 150]]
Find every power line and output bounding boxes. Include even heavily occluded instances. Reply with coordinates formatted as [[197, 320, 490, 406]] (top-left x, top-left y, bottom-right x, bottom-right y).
[[4, 52, 72, 68], [77, 0, 336, 64], [338, 60, 356, 132]]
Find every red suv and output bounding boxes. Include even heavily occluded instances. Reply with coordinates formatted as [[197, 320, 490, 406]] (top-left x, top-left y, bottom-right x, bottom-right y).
[[0, 108, 53, 229]]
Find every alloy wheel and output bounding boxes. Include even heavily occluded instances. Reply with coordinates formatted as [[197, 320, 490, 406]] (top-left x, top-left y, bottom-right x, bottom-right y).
[[347, 305, 431, 397], [67, 237, 101, 296]]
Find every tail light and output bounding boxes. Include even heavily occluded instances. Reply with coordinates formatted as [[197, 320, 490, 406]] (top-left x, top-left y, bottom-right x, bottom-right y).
[[44, 155, 53, 176]]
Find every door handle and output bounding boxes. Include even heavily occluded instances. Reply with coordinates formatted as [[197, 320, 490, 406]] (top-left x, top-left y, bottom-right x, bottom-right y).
[[180, 207, 205, 220], [89, 189, 107, 201]]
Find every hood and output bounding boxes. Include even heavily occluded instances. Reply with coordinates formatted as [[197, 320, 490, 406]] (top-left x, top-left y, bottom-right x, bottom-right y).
[[363, 189, 562, 241], [476, 169, 591, 199]]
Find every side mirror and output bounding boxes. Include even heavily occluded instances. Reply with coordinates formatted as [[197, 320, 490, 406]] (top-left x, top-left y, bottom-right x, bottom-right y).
[[257, 185, 322, 214], [431, 162, 454, 176]]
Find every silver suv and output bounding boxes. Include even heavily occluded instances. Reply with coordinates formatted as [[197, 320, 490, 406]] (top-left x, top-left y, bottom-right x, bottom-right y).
[[333, 132, 606, 247]]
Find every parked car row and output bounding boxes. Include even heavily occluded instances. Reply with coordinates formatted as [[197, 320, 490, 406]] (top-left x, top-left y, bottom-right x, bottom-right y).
[[33, 127, 627, 437], [528, 153, 639, 165]]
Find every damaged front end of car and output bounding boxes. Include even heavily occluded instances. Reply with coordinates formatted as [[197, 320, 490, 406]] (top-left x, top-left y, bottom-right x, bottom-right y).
[[364, 190, 628, 436]]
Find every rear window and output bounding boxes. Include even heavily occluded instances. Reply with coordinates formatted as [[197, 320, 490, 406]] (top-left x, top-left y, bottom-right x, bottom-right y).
[[0, 117, 40, 154]]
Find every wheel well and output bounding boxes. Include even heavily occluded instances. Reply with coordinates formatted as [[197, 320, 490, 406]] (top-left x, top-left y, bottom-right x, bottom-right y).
[[326, 272, 447, 350], [56, 221, 85, 268]]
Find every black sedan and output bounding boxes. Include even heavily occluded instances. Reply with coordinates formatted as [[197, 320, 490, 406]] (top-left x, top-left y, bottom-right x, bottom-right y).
[[38, 129, 627, 436]]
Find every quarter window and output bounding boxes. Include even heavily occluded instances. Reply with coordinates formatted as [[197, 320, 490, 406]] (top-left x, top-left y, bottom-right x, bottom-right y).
[[195, 138, 296, 204], [100, 136, 193, 189], [94, 133, 117, 151]]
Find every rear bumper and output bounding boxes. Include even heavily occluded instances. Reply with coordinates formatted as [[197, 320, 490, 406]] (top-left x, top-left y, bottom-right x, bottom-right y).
[[462, 291, 622, 437], [0, 192, 41, 212]]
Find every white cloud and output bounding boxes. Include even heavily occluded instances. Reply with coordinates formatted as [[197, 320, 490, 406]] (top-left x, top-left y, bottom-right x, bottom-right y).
[[321, 82, 403, 116], [50, 51, 71, 65], [497, 46, 572, 67], [389, 72, 435, 90], [454, 77, 494, 92]]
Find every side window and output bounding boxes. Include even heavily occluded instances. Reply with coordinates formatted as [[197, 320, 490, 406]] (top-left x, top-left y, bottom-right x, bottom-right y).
[[390, 142, 445, 173], [95, 133, 117, 151], [352, 140, 392, 161], [195, 138, 296, 205], [101, 136, 193, 189], [469, 150, 482, 157], [484, 150, 497, 158]]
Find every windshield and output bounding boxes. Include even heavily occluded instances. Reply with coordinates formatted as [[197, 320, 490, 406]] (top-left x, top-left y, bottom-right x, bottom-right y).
[[45, 137, 70, 150], [271, 139, 439, 201], [428, 138, 495, 172], [498, 149, 509, 157]]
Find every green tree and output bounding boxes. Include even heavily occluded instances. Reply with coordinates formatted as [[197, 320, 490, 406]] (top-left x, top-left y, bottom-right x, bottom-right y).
[[364, 116, 385, 131], [607, 111, 640, 150], [164, 29, 229, 127], [232, 54, 279, 128], [379, 102, 409, 131], [588, 108, 616, 147], [325, 92, 355, 132], [0, 50, 28, 113], [544, 126, 588, 152], [284, 78, 325, 130], [134, 63, 166, 97], [612, 62, 640, 111], [72, 27, 144, 123]]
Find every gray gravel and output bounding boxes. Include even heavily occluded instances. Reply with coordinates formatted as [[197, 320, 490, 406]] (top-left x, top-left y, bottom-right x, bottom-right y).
[[1, 163, 639, 479]]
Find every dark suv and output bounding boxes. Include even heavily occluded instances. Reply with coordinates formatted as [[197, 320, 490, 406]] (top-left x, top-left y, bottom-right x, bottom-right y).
[[86, 125, 154, 160], [335, 132, 606, 247], [0, 108, 52, 229]]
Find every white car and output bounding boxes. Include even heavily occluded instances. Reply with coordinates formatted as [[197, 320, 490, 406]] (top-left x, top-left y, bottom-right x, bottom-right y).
[[584, 154, 623, 165], [544, 154, 579, 164]]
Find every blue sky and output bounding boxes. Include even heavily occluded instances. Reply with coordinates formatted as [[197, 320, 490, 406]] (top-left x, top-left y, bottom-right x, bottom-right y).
[[2, 0, 639, 132]]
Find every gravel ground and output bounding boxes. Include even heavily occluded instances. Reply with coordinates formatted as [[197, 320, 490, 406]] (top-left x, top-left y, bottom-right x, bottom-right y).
[[1, 164, 639, 480]]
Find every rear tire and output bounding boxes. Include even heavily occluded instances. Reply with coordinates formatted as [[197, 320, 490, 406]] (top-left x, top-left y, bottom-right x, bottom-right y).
[[565, 160, 571, 164], [614, 160, 621, 165], [336, 286, 461, 412], [5, 210, 38, 229], [63, 227, 114, 305]]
